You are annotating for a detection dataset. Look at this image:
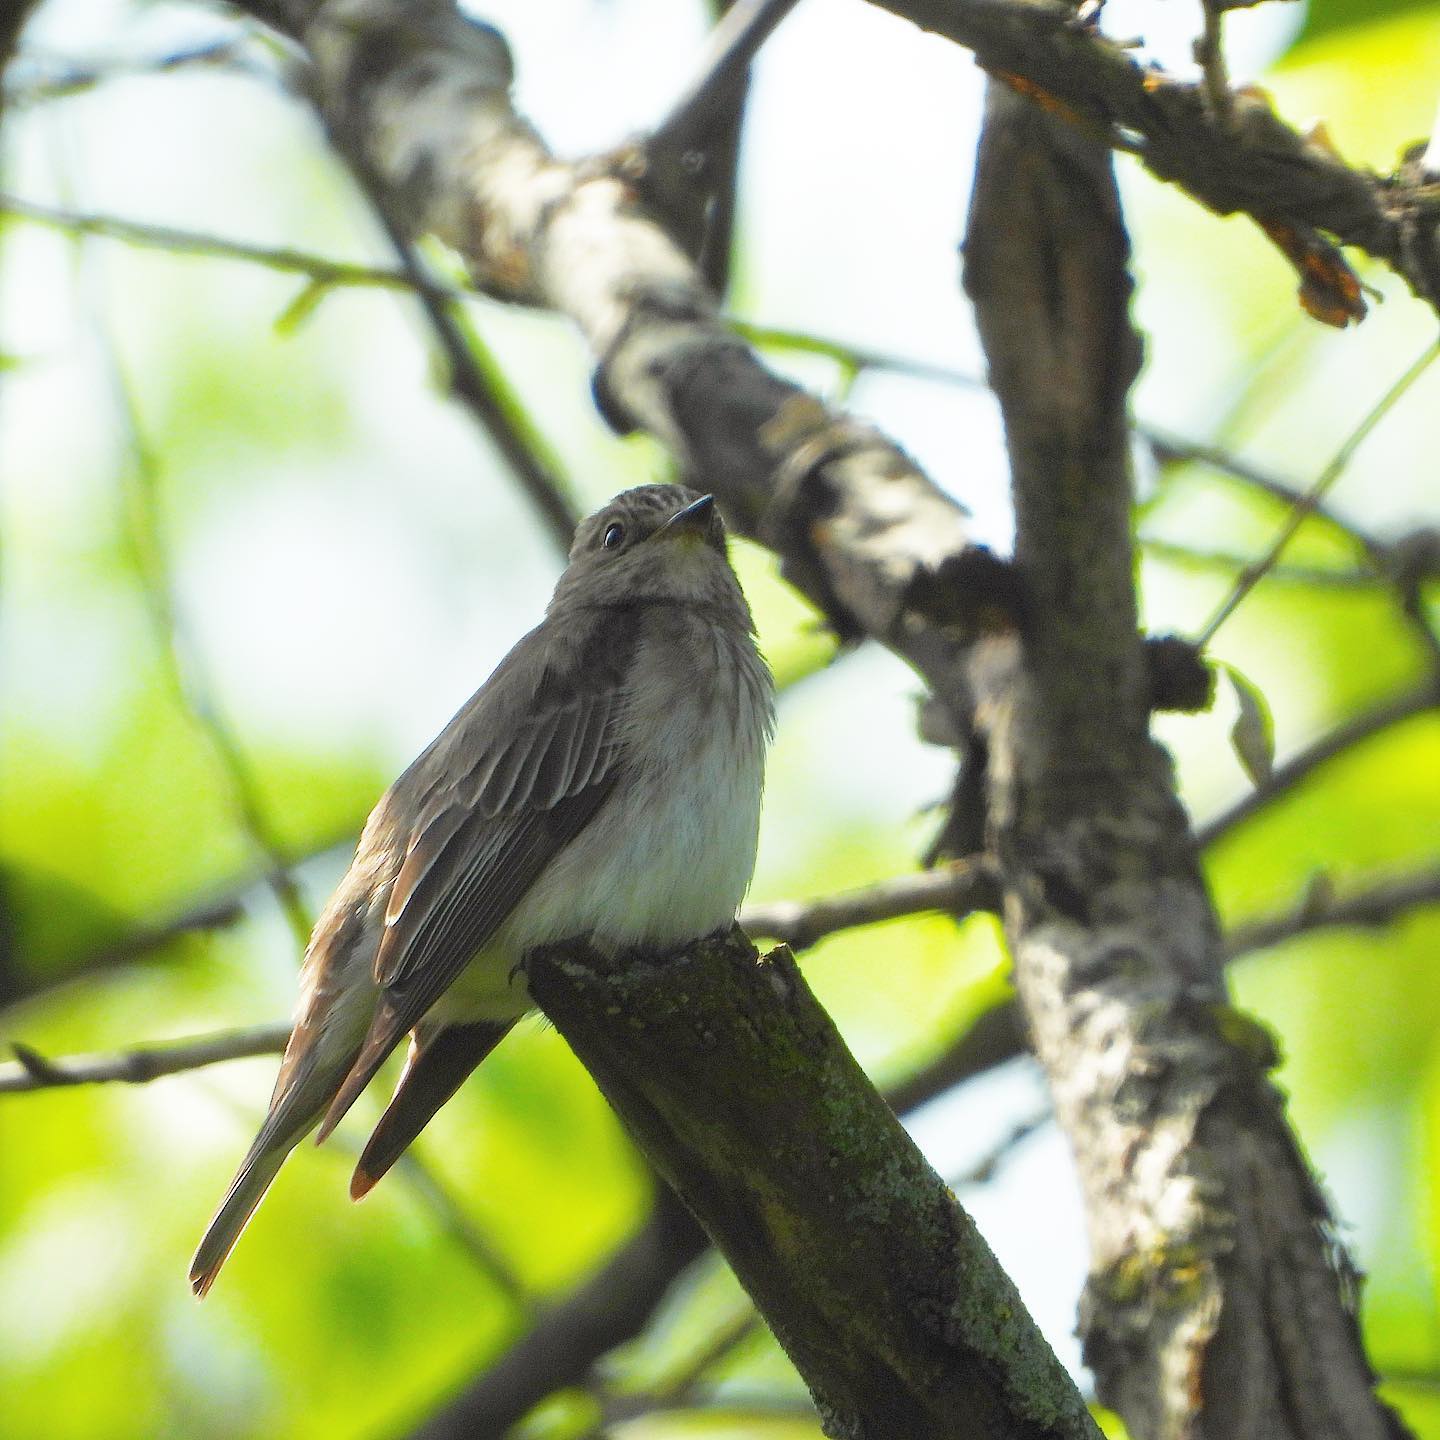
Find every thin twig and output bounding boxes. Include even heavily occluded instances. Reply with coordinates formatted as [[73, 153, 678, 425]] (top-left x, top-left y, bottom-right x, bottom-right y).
[[742, 860, 1000, 950], [648, 0, 803, 161], [3, 36, 265, 106], [1, 861, 1002, 1092], [2, 192, 580, 552], [1139, 537, 1380, 589], [1224, 868, 1440, 958], [1195, 680, 1440, 849], [78, 229, 312, 949], [0, 193, 414, 291], [0, 1023, 290, 1093], [1195, 337, 1440, 647], [343, 160, 580, 554], [395, 1150, 532, 1309], [1193, 2, 1232, 128], [1141, 427, 1366, 551]]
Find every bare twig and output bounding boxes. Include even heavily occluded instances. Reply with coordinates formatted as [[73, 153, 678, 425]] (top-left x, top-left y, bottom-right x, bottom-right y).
[[0, 1023, 290, 1093], [76, 227, 312, 948], [1139, 537, 1380, 589], [394, 1150, 531, 1309], [1193, 2, 1233, 128], [0, 191, 579, 552], [411, 1184, 710, 1440], [341, 160, 580, 553], [742, 860, 1000, 949], [1224, 868, 1440, 958], [0, 193, 415, 291], [1141, 427, 1362, 546], [1196, 680, 1440, 849], [0, 860, 1002, 1092], [1196, 337, 1440, 646], [3, 36, 266, 106], [589, 1310, 769, 1434]]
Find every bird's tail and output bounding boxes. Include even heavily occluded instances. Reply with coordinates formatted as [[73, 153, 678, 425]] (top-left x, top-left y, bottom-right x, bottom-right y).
[[189, 1112, 311, 1298], [190, 990, 373, 1296], [350, 1020, 512, 1200]]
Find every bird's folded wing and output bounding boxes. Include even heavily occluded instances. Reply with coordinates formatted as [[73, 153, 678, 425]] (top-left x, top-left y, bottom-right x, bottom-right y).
[[376, 680, 623, 1001], [315, 623, 633, 1138]]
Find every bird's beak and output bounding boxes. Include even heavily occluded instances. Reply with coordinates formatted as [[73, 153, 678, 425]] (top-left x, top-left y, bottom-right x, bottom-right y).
[[655, 493, 716, 544]]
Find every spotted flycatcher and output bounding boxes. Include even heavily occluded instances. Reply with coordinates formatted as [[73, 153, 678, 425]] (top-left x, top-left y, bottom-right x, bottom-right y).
[[191, 485, 773, 1295]]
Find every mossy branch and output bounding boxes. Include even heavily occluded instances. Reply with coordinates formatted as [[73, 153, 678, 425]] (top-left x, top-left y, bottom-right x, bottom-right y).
[[524, 926, 1099, 1440]]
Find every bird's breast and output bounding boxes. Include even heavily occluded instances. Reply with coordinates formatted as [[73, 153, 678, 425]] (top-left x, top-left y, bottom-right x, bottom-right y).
[[501, 613, 772, 952]]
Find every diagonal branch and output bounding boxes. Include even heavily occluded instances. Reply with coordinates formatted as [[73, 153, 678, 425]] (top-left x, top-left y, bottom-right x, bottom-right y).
[[223, 0, 1020, 713], [647, 0, 801, 163], [1195, 339, 1440, 646], [519, 928, 1097, 1439], [865, 0, 1440, 316], [89, 246, 313, 947], [338, 158, 580, 551]]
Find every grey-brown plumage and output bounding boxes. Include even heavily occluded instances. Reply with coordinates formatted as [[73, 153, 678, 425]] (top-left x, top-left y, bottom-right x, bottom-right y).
[[190, 486, 773, 1296]]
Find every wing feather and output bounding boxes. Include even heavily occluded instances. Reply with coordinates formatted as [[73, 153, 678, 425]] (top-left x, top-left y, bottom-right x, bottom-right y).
[[319, 616, 638, 1138]]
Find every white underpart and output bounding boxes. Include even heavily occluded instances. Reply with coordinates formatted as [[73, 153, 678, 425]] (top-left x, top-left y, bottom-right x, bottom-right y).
[[442, 609, 772, 1023]]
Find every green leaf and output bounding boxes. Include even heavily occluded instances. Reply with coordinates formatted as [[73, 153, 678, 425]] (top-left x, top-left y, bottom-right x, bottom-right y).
[[1218, 661, 1276, 786]]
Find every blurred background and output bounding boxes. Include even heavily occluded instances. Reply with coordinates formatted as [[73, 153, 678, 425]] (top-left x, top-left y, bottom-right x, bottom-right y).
[[1, 0, 1438, 1435]]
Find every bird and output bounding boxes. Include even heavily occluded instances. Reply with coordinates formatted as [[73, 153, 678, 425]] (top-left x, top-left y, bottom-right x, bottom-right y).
[[190, 484, 774, 1296]]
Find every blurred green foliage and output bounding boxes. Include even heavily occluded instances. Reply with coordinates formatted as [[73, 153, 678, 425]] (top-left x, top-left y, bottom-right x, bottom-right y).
[[2, 0, 1439, 1437], [1299, 0, 1437, 42]]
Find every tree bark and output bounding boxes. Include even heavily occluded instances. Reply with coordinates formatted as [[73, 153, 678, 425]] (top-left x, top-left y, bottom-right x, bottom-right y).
[[962, 82, 1408, 1440], [523, 928, 1098, 1440]]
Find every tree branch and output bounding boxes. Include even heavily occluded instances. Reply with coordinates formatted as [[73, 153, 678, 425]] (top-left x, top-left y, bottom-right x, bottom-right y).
[[866, 0, 1440, 316], [221, 0, 1020, 717], [338, 158, 580, 552], [519, 927, 1097, 1439], [408, 1182, 709, 1440], [1195, 338, 1440, 646], [0, 192, 415, 289], [1195, 680, 1440, 850], [962, 79, 1407, 1439], [0, 1023, 290, 1093], [647, 0, 800, 163], [411, 996, 1055, 1440], [92, 242, 312, 948], [1225, 867, 1440, 958], [742, 858, 1000, 949]]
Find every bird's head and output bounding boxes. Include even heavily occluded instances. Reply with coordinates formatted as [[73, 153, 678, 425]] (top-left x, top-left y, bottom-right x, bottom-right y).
[[549, 485, 746, 615]]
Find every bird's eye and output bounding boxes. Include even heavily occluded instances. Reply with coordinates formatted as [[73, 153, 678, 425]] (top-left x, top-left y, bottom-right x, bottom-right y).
[[602, 522, 625, 550]]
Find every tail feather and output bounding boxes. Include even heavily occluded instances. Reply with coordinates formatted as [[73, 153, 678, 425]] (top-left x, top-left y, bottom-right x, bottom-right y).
[[350, 1021, 512, 1200], [189, 1119, 307, 1298], [314, 1000, 409, 1148]]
